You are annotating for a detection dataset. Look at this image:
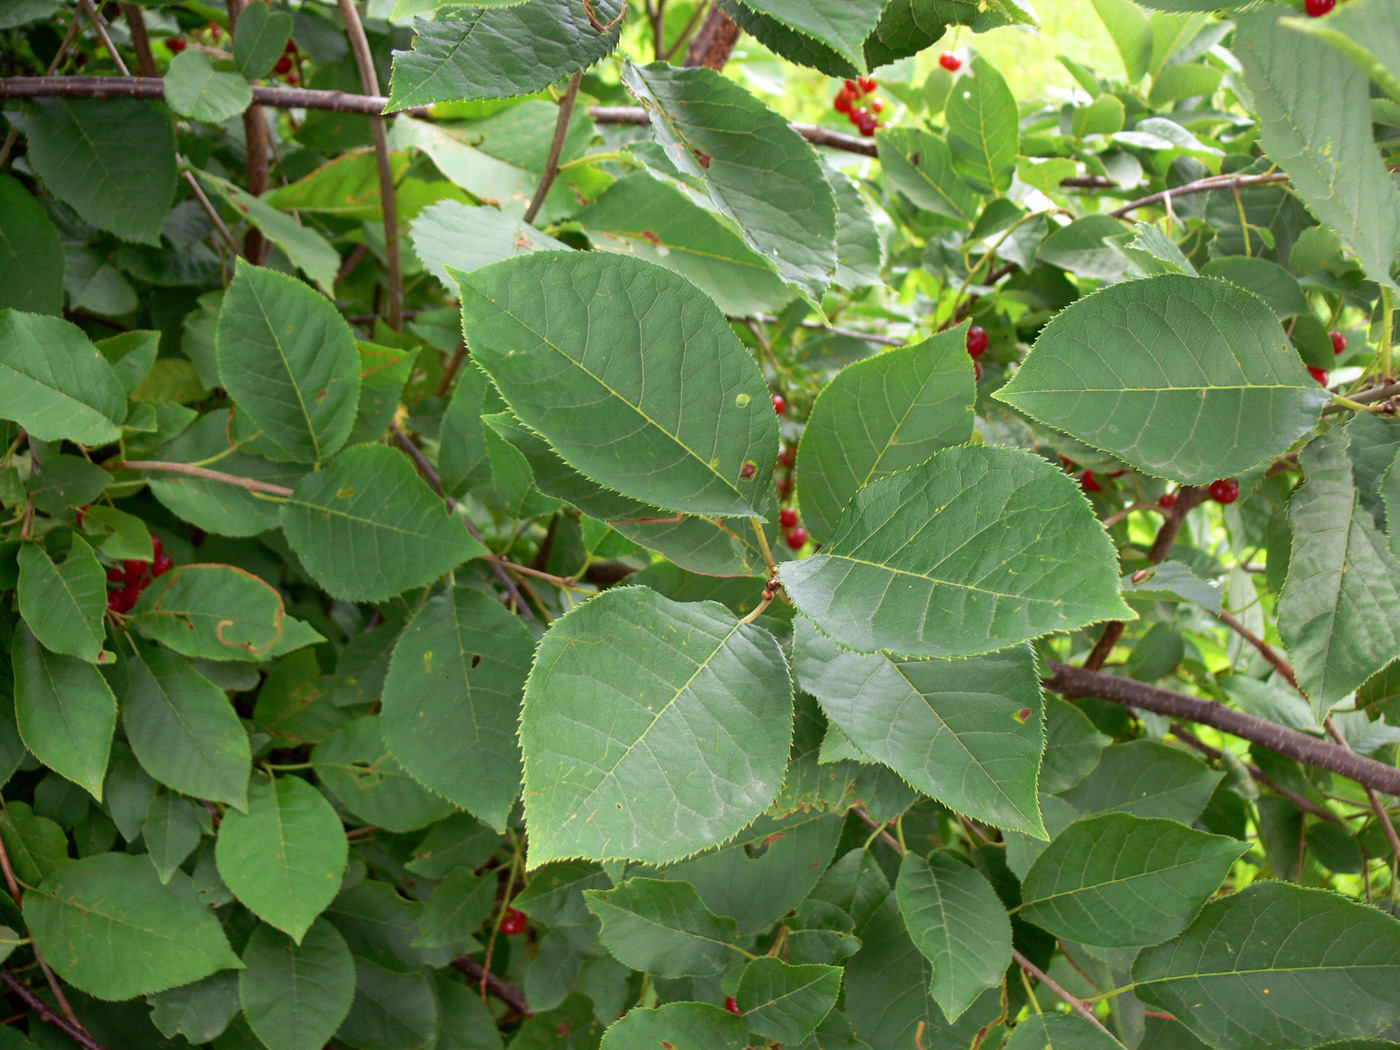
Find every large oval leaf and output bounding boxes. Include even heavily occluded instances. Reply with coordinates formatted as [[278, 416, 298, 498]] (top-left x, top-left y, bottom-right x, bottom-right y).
[[521, 587, 794, 867], [1134, 882, 1400, 1050], [16, 541, 106, 663], [456, 252, 778, 519], [779, 445, 1132, 658], [240, 919, 355, 1050], [0, 310, 126, 446], [382, 587, 536, 832], [996, 275, 1328, 483]]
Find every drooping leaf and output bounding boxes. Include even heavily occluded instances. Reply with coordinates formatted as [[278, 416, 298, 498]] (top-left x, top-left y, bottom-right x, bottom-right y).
[[726, 0, 884, 72], [996, 275, 1328, 484], [521, 587, 794, 867], [381, 587, 536, 831], [232, 1, 294, 79], [216, 260, 360, 464], [148, 971, 242, 1044], [875, 128, 982, 225], [797, 328, 975, 542], [780, 445, 1132, 658], [455, 251, 778, 519], [12, 624, 115, 801], [738, 957, 843, 1044], [1040, 698, 1111, 795], [311, 716, 455, 834], [945, 56, 1020, 194], [1286, 0, 1400, 108], [825, 158, 885, 291], [16, 541, 106, 663], [0, 802, 68, 886], [195, 170, 342, 292], [582, 877, 741, 978], [215, 776, 348, 943], [240, 919, 356, 1050], [1060, 741, 1223, 824], [123, 645, 252, 809], [17, 98, 176, 245], [622, 62, 837, 304], [1235, 11, 1400, 289], [0, 310, 126, 446], [1134, 882, 1400, 1050], [795, 621, 1045, 834], [410, 200, 567, 291], [24, 853, 241, 1001], [0, 174, 64, 315], [279, 443, 488, 602], [1279, 426, 1400, 718], [163, 50, 254, 125], [337, 957, 439, 1050], [1020, 813, 1247, 948], [386, 0, 624, 112], [599, 1002, 748, 1050], [144, 793, 204, 884], [1004, 1014, 1128, 1050], [412, 867, 493, 949]]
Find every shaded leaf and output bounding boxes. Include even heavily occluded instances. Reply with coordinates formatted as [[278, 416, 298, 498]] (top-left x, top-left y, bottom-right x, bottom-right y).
[[738, 957, 843, 1044], [312, 716, 455, 834], [16, 541, 106, 663], [0, 310, 126, 446], [583, 877, 741, 978], [0, 173, 64, 316], [240, 919, 356, 1050]]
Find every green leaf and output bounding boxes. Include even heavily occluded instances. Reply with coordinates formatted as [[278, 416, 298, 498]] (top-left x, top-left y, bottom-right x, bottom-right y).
[[794, 621, 1045, 834], [24, 853, 241, 1000], [1135, 882, 1400, 1050], [280, 443, 487, 602], [1121, 561, 1222, 613], [312, 716, 454, 834], [1020, 813, 1246, 949], [12, 625, 115, 801], [1234, 11, 1400, 289], [1287, 0, 1400, 109], [149, 971, 242, 1044], [240, 919, 356, 1050], [825, 158, 884, 291], [1279, 425, 1400, 718], [582, 877, 741, 977], [233, 1, 294, 79], [144, 793, 204, 884], [0, 174, 63, 315], [875, 127, 981, 225], [124, 645, 251, 809], [1149, 62, 1223, 106], [215, 776, 348, 942], [216, 260, 360, 464], [382, 587, 536, 831], [1092, 0, 1153, 81], [1004, 1014, 1127, 1050], [0, 310, 126, 446], [521, 587, 794, 867], [456, 251, 778, 519], [1040, 698, 1110, 795], [779, 445, 1132, 658], [96, 329, 159, 395], [337, 957, 438, 1050], [1061, 741, 1222, 824], [995, 274, 1328, 484], [195, 170, 342, 292], [163, 50, 254, 125], [131, 563, 318, 662], [599, 1002, 748, 1050], [410, 200, 567, 291], [797, 328, 975, 543], [578, 171, 795, 316], [622, 62, 837, 304], [946, 56, 1019, 195], [17, 98, 176, 245], [728, 0, 884, 72], [413, 867, 493, 949], [434, 972, 505, 1050], [738, 957, 843, 1044], [1036, 215, 1131, 281], [386, 0, 624, 111], [0, 802, 69, 886], [16, 541, 106, 663], [895, 851, 1011, 1023]]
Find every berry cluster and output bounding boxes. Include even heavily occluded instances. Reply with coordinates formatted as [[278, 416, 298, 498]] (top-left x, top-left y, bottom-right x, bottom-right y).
[[833, 77, 884, 138], [770, 394, 807, 550], [106, 535, 173, 615]]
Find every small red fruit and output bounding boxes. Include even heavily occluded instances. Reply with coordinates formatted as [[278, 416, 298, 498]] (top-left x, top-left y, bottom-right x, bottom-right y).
[[1158, 491, 1178, 509], [776, 477, 791, 498], [858, 76, 877, 93], [106, 566, 125, 583], [1079, 471, 1102, 493], [500, 907, 528, 936], [151, 535, 163, 558], [274, 55, 293, 75], [966, 325, 989, 357], [785, 527, 809, 550], [847, 107, 865, 126], [834, 93, 854, 114], [1308, 365, 1329, 386], [772, 394, 787, 415], [939, 51, 962, 72], [75, 505, 87, 526], [780, 508, 799, 529], [208, 20, 220, 38], [777, 448, 794, 468], [166, 36, 186, 52], [858, 113, 878, 137], [724, 997, 743, 1016], [1209, 477, 1240, 505], [285, 40, 298, 54], [870, 97, 885, 114], [1330, 330, 1347, 355], [123, 559, 148, 585], [153, 553, 174, 578], [286, 73, 300, 85], [109, 586, 141, 614], [844, 79, 859, 93], [1305, 0, 1334, 15]]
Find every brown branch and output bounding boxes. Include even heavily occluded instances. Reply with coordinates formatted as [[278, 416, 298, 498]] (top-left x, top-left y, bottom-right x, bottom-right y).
[[683, 5, 740, 68], [1214, 608, 1300, 692], [336, 0, 402, 330], [1, 973, 107, 1050], [1110, 172, 1292, 220], [1323, 380, 1400, 416], [122, 3, 159, 77], [451, 956, 531, 1016], [788, 122, 878, 157], [226, 0, 269, 263], [1168, 722, 1342, 825], [852, 804, 904, 854], [1045, 662, 1400, 797], [523, 70, 583, 226], [1324, 716, 1400, 866], [435, 341, 469, 396], [116, 460, 295, 496], [0, 831, 82, 1033]]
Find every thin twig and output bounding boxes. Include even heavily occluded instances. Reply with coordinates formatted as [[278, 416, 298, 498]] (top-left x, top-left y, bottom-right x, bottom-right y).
[[1213, 609, 1300, 692], [115, 460, 295, 496], [0, 835, 81, 1031], [450, 956, 531, 1016], [121, 3, 159, 77], [523, 71, 583, 226], [662, 0, 710, 60], [1169, 723, 1342, 825], [852, 805, 904, 854], [336, 0, 402, 330], [754, 315, 905, 346], [182, 171, 242, 257], [0, 973, 107, 1050], [80, 0, 130, 75], [1324, 717, 1400, 867], [1014, 950, 1115, 1037], [435, 342, 469, 396], [1110, 172, 1291, 220], [1100, 501, 1159, 530], [1322, 380, 1400, 416]]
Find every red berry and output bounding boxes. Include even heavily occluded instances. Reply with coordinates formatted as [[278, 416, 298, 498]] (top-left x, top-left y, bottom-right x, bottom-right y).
[[1079, 470, 1102, 493], [847, 107, 865, 126], [870, 97, 885, 114], [1330, 330, 1347, 355], [966, 325, 989, 358], [208, 20, 220, 38], [780, 508, 799, 528], [772, 394, 787, 415], [1308, 365, 1329, 386], [776, 477, 791, 497], [75, 505, 88, 526], [939, 51, 962, 72], [834, 93, 854, 114], [785, 527, 809, 550], [858, 76, 877, 93], [858, 113, 878, 137], [973, 359, 983, 382], [153, 553, 174, 578], [151, 535, 163, 558], [844, 79, 859, 93], [285, 40, 298, 54], [500, 907, 527, 936], [106, 566, 125, 583], [1209, 477, 1240, 505], [1158, 491, 1178, 509], [725, 997, 743, 1016], [1305, 0, 1334, 15], [123, 559, 148, 585], [274, 55, 293, 75], [166, 36, 186, 52], [778, 448, 794, 468], [286, 73, 300, 85], [110, 586, 142, 614]]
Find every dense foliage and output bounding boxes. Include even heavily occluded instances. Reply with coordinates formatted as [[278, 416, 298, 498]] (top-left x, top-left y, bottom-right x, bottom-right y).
[[0, 0, 1399, 1048]]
